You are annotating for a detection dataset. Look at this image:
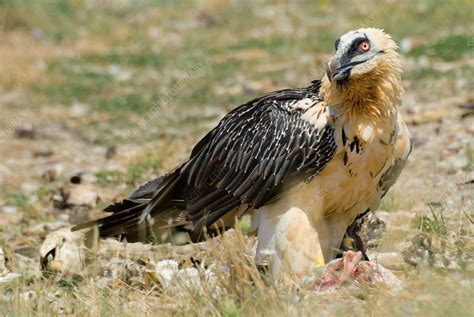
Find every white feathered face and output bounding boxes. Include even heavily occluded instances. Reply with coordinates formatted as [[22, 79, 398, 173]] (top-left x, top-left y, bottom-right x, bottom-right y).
[[326, 28, 396, 84]]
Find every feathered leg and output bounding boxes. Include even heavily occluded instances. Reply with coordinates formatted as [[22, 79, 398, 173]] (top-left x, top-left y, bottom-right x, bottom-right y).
[[253, 206, 324, 279], [315, 215, 353, 263]]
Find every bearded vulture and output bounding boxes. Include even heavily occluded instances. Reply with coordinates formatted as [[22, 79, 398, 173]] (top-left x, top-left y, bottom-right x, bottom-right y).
[[75, 28, 411, 279]]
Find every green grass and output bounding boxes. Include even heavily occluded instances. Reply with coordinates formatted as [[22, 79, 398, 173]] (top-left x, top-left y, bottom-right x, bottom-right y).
[[409, 34, 474, 61], [97, 94, 150, 114], [239, 215, 252, 236], [31, 78, 110, 104], [96, 153, 162, 187], [0, 186, 28, 210], [464, 145, 473, 171], [0, 0, 109, 42], [24, 0, 473, 146], [380, 192, 415, 212], [83, 51, 164, 68], [127, 155, 162, 183], [412, 203, 448, 236], [219, 297, 240, 317], [95, 170, 127, 187]]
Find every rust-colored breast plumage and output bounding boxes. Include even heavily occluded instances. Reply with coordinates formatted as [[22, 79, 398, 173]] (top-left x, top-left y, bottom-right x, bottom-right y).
[[289, 93, 410, 225]]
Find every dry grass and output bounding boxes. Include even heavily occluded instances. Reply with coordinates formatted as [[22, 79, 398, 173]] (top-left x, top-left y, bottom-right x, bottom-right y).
[[1, 226, 472, 316]]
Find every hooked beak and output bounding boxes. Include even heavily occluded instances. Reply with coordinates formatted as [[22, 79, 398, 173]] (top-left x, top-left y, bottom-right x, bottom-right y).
[[326, 58, 365, 83]]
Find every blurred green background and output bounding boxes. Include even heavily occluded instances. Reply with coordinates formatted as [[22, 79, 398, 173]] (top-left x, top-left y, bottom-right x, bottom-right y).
[[1, 0, 472, 144]]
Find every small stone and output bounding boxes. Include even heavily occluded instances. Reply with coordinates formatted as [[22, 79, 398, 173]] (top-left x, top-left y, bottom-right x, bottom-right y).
[[105, 146, 117, 160], [26, 221, 69, 236], [21, 182, 38, 195], [42, 162, 64, 182], [400, 38, 413, 53], [70, 102, 89, 118], [33, 147, 53, 157], [15, 124, 36, 139], [0, 247, 21, 283], [2, 206, 17, 214], [53, 183, 99, 208], [21, 291, 38, 302], [0, 272, 21, 283], [369, 252, 406, 270], [433, 254, 446, 269], [446, 261, 461, 271]]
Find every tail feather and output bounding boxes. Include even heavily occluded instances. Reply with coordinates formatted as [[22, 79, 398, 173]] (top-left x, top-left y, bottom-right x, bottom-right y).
[[98, 202, 146, 235], [140, 172, 183, 223], [72, 168, 183, 242]]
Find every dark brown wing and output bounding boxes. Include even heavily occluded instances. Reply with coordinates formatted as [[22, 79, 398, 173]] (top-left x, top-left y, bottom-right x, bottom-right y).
[[73, 81, 337, 241]]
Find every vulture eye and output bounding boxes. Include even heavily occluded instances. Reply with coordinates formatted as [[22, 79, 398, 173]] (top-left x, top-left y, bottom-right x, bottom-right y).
[[358, 40, 370, 53]]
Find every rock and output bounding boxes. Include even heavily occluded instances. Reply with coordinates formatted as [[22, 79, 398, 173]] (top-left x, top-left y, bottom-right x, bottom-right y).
[[400, 37, 413, 53], [0, 247, 21, 283], [21, 181, 39, 195], [0, 272, 21, 283], [26, 221, 70, 236], [0, 205, 23, 225], [459, 99, 474, 118], [42, 162, 64, 182], [2, 205, 17, 214], [69, 102, 89, 118], [13, 253, 37, 276], [21, 291, 38, 302], [33, 147, 53, 158], [403, 233, 472, 271], [53, 183, 99, 208], [196, 11, 219, 27], [147, 259, 217, 294], [69, 172, 97, 185], [368, 251, 406, 270], [377, 211, 414, 229], [105, 145, 117, 160], [39, 227, 87, 276], [15, 124, 36, 139], [0, 247, 8, 275]]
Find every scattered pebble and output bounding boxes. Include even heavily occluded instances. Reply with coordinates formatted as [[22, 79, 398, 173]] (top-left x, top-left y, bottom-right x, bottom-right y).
[[148, 259, 218, 294], [368, 251, 407, 270], [26, 221, 70, 236], [33, 147, 53, 157], [0, 247, 21, 283], [53, 183, 99, 208], [15, 124, 36, 139], [105, 145, 117, 160], [403, 233, 471, 271], [69, 102, 89, 118], [42, 162, 64, 182]]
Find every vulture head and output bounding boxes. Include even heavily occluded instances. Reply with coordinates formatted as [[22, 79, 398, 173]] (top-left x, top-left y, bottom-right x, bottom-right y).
[[325, 28, 400, 85], [322, 28, 403, 117]]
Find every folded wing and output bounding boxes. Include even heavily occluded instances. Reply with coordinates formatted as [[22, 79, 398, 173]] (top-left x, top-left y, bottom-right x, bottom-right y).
[[74, 81, 338, 242]]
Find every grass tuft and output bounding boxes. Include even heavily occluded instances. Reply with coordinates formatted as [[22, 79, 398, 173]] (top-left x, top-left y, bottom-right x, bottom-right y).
[[412, 202, 448, 236]]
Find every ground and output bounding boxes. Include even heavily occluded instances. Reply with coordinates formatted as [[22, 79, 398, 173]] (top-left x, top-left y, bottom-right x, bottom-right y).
[[0, 1, 473, 316]]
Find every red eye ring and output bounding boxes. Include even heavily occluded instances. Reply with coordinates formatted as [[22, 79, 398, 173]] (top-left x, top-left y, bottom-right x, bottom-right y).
[[359, 40, 370, 52]]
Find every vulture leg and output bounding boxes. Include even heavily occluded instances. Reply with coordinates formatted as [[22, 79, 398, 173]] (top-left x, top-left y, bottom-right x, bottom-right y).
[[253, 206, 324, 279], [315, 215, 353, 263]]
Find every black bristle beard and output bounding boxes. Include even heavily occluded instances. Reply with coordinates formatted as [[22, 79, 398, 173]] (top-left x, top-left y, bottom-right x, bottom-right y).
[[336, 77, 350, 89]]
